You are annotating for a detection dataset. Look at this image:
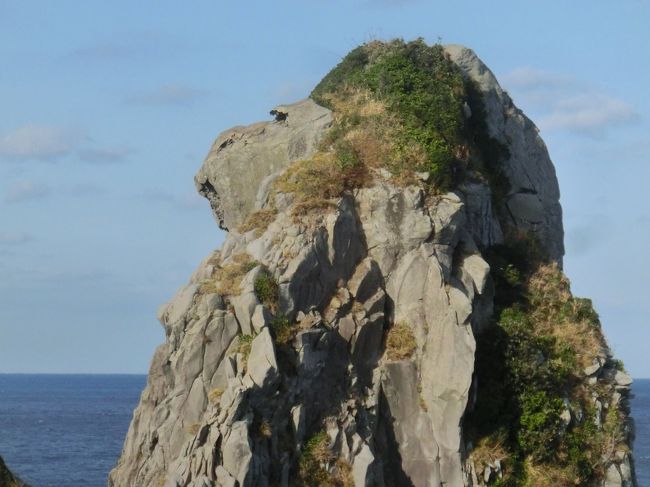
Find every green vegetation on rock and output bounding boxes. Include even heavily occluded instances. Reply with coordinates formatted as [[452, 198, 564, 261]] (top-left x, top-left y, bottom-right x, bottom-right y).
[[269, 314, 297, 345], [201, 253, 258, 296], [297, 431, 343, 486], [254, 269, 279, 312], [467, 239, 622, 486], [309, 38, 509, 194]]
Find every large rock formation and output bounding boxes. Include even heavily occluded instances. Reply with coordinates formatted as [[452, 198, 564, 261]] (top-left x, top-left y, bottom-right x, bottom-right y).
[[110, 41, 635, 487]]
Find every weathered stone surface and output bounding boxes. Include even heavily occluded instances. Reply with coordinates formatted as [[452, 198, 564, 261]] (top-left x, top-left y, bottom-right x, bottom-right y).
[[446, 44, 564, 263], [356, 182, 433, 276], [615, 370, 633, 387], [245, 327, 278, 389], [381, 361, 441, 487], [459, 180, 504, 248], [222, 420, 253, 486], [195, 98, 332, 231], [110, 43, 635, 487]]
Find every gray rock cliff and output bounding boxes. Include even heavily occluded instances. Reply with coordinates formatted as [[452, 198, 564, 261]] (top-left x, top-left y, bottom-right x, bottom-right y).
[[110, 42, 634, 487]]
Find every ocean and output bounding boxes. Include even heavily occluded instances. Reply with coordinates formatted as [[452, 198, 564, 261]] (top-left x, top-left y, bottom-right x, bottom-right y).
[[0, 374, 145, 487], [0, 374, 648, 486]]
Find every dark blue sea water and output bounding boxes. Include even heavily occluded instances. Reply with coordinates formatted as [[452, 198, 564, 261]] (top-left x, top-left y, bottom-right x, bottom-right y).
[[0, 375, 648, 486], [0, 374, 145, 487], [634, 379, 650, 486]]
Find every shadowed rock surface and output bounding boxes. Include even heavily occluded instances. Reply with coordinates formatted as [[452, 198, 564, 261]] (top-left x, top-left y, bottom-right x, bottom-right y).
[[110, 41, 635, 487]]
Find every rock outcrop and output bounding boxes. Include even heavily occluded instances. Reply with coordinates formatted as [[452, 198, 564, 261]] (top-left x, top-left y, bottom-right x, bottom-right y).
[[110, 40, 635, 487]]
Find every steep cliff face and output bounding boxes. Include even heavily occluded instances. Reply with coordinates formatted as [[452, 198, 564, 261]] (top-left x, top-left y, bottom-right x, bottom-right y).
[[110, 41, 635, 487]]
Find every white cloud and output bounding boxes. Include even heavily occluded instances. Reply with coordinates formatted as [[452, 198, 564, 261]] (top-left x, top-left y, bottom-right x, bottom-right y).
[[78, 146, 132, 164], [502, 67, 573, 90], [0, 231, 33, 245], [0, 125, 84, 161], [539, 94, 637, 133], [126, 84, 207, 106], [502, 66, 639, 135], [3, 180, 108, 203], [4, 180, 50, 203]]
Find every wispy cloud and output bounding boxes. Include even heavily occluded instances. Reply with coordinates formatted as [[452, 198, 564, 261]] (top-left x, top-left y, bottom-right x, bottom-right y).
[[501, 67, 573, 90], [64, 32, 174, 65], [3, 180, 107, 204], [0, 231, 33, 245], [502, 67, 639, 135], [4, 180, 50, 203], [539, 94, 637, 134], [126, 83, 207, 106], [0, 125, 84, 162], [78, 146, 133, 164], [0, 125, 135, 165]]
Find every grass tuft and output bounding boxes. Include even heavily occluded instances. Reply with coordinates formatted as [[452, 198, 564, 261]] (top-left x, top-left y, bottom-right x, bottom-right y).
[[208, 388, 224, 405], [270, 315, 298, 345], [238, 208, 277, 236], [200, 253, 259, 297], [254, 270, 279, 312], [385, 322, 417, 360], [297, 431, 335, 486], [235, 334, 254, 362]]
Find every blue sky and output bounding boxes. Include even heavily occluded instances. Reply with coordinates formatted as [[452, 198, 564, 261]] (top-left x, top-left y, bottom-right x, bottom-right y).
[[1, 0, 648, 376]]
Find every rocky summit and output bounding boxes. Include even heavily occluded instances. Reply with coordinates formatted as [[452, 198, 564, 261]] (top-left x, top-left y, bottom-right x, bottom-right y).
[[109, 40, 636, 487]]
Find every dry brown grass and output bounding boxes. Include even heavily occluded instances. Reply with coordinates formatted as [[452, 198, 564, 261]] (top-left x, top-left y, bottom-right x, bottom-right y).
[[216, 253, 258, 296], [297, 431, 336, 486], [323, 87, 428, 179], [528, 263, 571, 307], [199, 279, 219, 295], [385, 322, 417, 360], [469, 430, 509, 471], [259, 420, 273, 439], [310, 437, 333, 465], [275, 87, 432, 221], [527, 263, 605, 370], [237, 208, 277, 236], [275, 152, 367, 211], [235, 334, 254, 362], [417, 383, 428, 412], [524, 457, 578, 487], [332, 459, 355, 487], [208, 388, 224, 405]]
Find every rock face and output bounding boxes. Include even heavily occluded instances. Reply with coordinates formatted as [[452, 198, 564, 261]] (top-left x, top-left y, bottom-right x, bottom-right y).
[[110, 43, 635, 487], [445, 45, 564, 263], [195, 99, 332, 232]]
